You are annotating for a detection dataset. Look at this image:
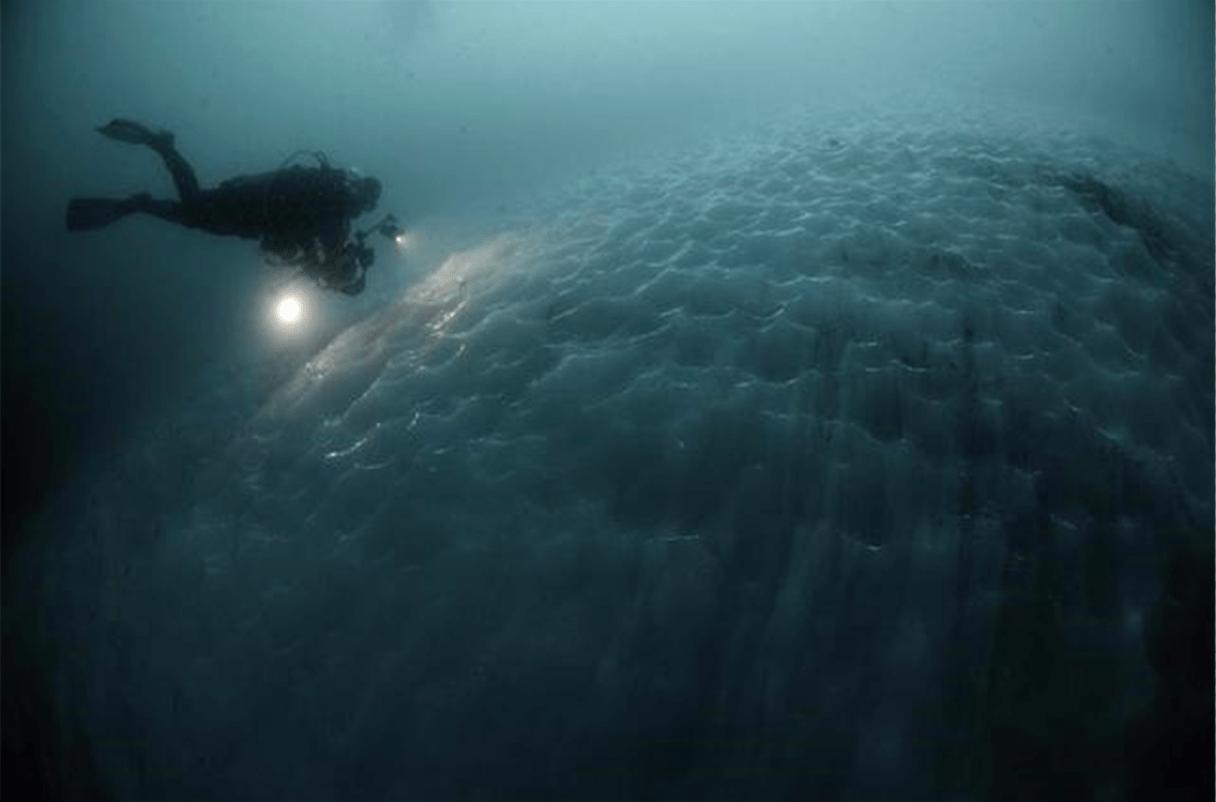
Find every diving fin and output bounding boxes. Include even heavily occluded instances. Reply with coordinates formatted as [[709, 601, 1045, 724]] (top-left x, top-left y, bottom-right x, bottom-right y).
[[65, 197, 137, 231], [95, 118, 174, 148]]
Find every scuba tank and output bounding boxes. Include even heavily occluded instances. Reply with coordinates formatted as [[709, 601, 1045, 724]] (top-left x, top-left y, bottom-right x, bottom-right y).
[[259, 150, 340, 270], [259, 150, 403, 294]]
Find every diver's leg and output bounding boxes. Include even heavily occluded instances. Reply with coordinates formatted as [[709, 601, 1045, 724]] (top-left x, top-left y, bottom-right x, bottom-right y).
[[65, 195, 141, 231], [96, 119, 200, 202], [128, 195, 193, 226], [148, 139, 201, 204], [130, 193, 242, 239], [66, 193, 190, 231]]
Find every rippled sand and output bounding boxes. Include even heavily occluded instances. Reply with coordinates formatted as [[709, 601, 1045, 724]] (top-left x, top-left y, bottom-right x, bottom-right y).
[[30, 108, 1214, 800]]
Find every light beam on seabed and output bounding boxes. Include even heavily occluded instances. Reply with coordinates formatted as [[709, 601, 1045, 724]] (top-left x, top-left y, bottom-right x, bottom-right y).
[[260, 231, 536, 415], [411, 232, 531, 334]]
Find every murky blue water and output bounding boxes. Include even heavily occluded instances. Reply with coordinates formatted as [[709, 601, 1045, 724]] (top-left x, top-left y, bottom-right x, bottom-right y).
[[4, 3, 1212, 800]]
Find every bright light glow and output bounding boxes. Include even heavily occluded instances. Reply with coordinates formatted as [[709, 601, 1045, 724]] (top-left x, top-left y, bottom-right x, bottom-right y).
[[275, 294, 303, 325], [394, 232, 412, 249]]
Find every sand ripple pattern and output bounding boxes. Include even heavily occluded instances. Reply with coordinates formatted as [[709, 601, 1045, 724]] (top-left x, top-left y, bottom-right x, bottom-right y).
[[38, 110, 1214, 800]]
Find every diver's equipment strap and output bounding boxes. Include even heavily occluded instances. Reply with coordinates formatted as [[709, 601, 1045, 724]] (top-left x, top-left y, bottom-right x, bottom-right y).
[[262, 150, 334, 231]]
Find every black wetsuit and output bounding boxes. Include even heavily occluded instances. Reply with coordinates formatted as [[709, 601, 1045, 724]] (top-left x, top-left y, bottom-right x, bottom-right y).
[[68, 123, 381, 295], [134, 139, 355, 260]]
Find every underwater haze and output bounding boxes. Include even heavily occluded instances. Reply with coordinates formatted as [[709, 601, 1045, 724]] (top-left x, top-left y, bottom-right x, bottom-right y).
[[2, 1, 1213, 800]]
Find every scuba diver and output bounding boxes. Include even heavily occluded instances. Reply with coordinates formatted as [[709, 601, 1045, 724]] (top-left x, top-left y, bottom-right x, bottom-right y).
[[65, 119, 402, 295]]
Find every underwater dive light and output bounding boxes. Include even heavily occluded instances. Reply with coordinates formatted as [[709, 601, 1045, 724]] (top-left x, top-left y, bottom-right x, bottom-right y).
[[275, 294, 304, 325]]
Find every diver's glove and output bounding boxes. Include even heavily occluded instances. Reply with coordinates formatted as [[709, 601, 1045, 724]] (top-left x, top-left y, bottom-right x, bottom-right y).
[[377, 214, 403, 240], [357, 213, 403, 242]]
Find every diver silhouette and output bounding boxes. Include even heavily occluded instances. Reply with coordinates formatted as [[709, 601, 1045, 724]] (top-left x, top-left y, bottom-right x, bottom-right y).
[[66, 119, 401, 295]]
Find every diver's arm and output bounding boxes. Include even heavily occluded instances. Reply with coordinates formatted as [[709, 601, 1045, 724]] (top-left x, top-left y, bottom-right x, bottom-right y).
[[357, 213, 402, 241]]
